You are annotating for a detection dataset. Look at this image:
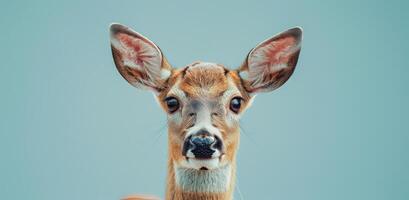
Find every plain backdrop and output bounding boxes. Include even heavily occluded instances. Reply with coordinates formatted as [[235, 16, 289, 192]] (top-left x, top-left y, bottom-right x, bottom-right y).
[[1, 0, 408, 199]]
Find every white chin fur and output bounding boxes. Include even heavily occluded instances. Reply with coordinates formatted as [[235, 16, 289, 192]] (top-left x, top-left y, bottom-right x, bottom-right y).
[[174, 163, 232, 193]]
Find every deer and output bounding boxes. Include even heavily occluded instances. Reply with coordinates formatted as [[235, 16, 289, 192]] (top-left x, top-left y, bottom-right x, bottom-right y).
[[109, 23, 303, 200]]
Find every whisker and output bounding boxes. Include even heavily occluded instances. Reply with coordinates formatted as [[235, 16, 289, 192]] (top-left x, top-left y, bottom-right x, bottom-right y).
[[151, 121, 167, 145], [140, 121, 168, 158], [235, 176, 244, 200], [239, 120, 257, 145]]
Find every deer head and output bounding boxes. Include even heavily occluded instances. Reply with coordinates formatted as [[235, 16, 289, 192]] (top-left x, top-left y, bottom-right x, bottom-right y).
[[110, 23, 302, 200]]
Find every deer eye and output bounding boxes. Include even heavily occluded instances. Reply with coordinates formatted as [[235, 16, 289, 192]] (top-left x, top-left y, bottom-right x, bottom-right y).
[[230, 97, 243, 113], [165, 97, 180, 113]]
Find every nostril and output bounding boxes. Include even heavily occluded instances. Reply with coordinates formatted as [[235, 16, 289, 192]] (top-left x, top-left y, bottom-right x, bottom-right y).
[[188, 112, 196, 117], [182, 135, 193, 157], [212, 135, 223, 151]]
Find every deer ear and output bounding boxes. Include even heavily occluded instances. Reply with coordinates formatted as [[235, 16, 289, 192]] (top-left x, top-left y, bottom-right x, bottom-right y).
[[110, 23, 172, 92], [238, 27, 302, 93]]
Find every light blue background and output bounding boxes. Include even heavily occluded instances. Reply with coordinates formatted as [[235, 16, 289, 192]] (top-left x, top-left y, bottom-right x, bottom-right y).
[[1, 0, 408, 199]]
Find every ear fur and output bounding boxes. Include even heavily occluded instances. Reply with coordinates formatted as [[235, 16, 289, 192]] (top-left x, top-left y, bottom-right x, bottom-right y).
[[110, 23, 172, 92], [239, 27, 303, 93]]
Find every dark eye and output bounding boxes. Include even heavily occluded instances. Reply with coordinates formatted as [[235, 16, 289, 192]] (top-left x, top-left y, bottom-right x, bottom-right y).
[[165, 97, 180, 113], [230, 97, 243, 113]]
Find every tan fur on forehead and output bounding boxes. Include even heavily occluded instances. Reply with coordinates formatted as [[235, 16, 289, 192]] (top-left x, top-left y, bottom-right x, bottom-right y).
[[180, 62, 229, 97]]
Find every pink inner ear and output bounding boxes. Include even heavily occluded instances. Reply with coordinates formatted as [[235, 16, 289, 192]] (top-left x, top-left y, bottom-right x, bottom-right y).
[[114, 33, 161, 71], [256, 37, 297, 68], [117, 33, 143, 66]]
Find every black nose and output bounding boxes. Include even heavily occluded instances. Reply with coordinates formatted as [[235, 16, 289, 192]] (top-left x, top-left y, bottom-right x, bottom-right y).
[[182, 129, 222, 159]]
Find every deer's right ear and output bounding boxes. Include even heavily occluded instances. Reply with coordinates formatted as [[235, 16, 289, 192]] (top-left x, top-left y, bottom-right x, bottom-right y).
[[110, 23, 172, 92], [238, 27, 302, 93]]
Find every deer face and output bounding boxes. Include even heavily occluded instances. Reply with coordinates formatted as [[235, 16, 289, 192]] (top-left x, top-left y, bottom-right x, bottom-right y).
[[110, 24, 302, 171], [160, 62, 250, 171]]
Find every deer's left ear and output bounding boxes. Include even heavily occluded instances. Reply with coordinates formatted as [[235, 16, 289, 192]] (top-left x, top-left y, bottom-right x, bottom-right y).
[[110, 23, 172, 92], [238, 27, 303, 93]]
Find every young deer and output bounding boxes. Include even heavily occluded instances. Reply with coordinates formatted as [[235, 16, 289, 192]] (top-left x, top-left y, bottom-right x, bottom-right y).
[[109, 23, 302, 200]]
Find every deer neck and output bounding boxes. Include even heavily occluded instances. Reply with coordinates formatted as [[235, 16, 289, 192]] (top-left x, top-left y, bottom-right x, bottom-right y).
[[165, 152, 236, 200]]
